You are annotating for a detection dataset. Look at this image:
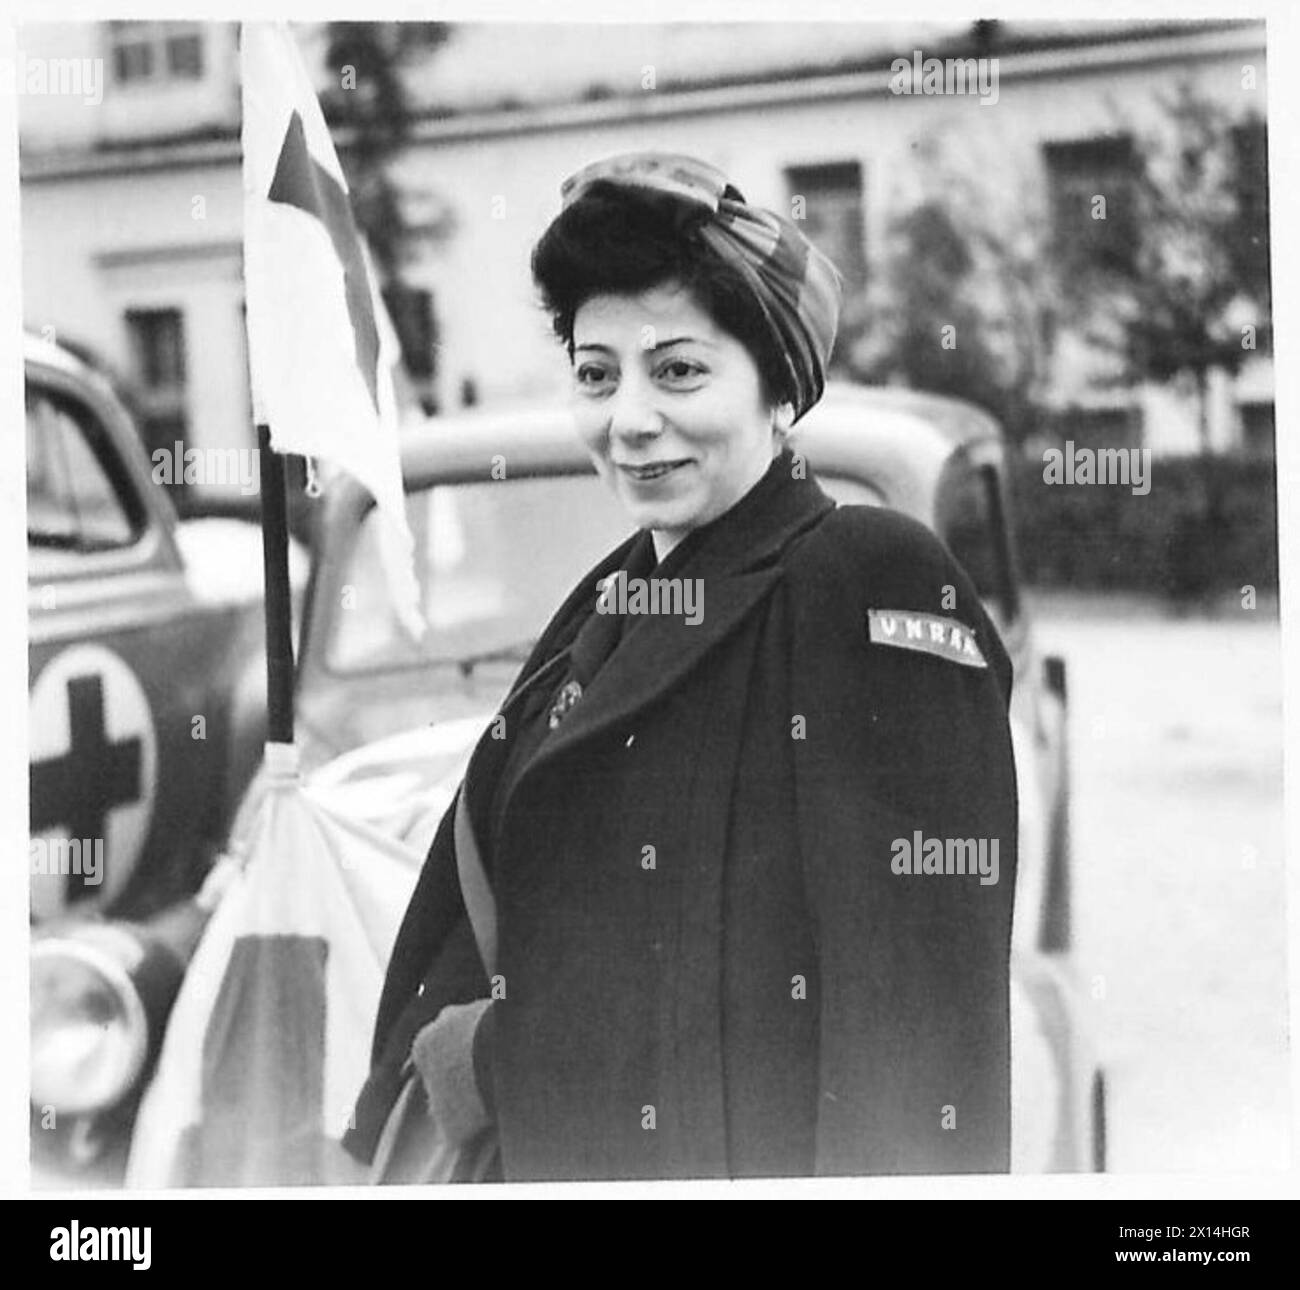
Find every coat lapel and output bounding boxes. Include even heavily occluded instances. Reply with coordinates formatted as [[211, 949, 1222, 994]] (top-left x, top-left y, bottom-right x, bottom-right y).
[[457, 531, 641, 825], [509, 452, 835, 793], [525, 565, 784, 768], [500, 531, 643, 705]]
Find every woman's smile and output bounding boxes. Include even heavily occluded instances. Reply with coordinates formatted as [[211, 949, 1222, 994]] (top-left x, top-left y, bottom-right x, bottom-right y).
[[570, 283, 784, 557], [616, 457, 695, 484]]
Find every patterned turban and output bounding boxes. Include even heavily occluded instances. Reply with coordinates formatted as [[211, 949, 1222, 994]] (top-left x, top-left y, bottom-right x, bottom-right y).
[[560, 152, 844, 422]]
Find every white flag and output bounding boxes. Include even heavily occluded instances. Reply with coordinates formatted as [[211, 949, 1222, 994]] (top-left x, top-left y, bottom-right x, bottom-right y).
[[126, 743, 428, 1187], [240, 21, 423, 637]]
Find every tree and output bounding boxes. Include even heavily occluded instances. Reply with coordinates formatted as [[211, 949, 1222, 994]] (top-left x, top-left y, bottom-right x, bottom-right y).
[[1058, 83, 1270, 451], [319, 23, 457, 403], [836, 140, 1059, 445], [319, 22, 454, 277]]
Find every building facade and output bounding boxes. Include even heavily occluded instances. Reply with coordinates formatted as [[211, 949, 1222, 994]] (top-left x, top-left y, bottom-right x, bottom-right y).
[[18, 18, 1274, 500]]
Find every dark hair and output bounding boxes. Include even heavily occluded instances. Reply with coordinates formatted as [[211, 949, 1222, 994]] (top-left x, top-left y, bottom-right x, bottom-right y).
[[530, 181, 794, 408]]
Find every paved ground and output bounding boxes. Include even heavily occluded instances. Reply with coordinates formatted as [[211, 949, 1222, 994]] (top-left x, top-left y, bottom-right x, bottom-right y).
[[1030, 593, 1290, 1174]]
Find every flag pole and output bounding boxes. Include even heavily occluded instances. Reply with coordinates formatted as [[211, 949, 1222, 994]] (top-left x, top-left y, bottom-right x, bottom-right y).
[[257, 424, 295, 745]]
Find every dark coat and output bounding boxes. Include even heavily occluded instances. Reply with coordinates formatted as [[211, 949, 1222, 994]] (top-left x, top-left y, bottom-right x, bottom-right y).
[[346, 457, 1018, 1179]]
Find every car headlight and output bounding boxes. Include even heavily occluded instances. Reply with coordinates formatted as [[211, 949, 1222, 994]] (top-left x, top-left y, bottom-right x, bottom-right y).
[[30, 929, 150, 1117]]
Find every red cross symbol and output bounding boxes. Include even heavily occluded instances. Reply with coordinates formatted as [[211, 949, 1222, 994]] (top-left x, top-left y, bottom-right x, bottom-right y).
[[267, 109, 381, 411]]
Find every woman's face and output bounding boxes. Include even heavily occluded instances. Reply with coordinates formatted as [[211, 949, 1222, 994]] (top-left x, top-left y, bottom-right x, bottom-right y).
[[570, 282, 784, 557]]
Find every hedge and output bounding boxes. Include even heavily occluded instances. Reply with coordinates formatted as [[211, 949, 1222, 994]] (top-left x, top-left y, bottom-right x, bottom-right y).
[[1007, 453, 1279, 598]]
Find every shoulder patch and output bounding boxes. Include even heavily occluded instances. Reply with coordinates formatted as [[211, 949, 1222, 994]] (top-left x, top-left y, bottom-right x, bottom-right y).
[[865, 609, 987, 669]]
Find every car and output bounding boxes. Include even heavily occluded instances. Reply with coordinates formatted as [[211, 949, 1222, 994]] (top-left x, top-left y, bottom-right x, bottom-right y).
[[26, 331, 314, 924], [31, 380, 1102, 1181], [25, 332, 307, 1174]]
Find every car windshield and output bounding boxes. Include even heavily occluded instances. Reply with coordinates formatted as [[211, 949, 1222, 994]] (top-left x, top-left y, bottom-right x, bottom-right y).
[[326, 473, 634, 674], [325, 467, 887, 676]]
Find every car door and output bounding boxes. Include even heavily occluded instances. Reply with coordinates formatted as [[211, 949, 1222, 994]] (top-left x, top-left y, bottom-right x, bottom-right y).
[[27, 361, 250, 921], [933, 442, 1070, 951]]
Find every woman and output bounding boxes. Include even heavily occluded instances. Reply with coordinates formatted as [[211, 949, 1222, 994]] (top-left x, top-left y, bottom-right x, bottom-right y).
[[345, 152, 1018, 1181]]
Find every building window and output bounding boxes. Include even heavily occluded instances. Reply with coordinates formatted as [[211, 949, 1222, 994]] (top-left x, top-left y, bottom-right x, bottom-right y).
[[124, 308, 189, 462], [111, 31, 154, 84], [784, 162, 867, 289], [166, 32, 204, 79], [1232, 118, 1269, 246], [1239, 402, 1274, 459], [381, 284, 437, 381], [1043, 135, 1139, 276], [127, 308, 186, 389], [108, 22, 205, 86], [1231, 117, 1270, 347]]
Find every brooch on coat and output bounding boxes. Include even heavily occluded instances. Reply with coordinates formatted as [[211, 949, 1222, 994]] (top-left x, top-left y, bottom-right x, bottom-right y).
[[547, 679, 584, 728]]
